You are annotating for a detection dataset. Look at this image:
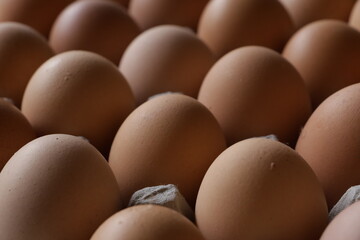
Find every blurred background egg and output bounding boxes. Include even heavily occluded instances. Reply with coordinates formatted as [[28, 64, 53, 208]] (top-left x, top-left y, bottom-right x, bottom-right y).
[[0, 98, 35, 171], [279, 0, 356, 30], [296, 83, 360, 208], [81, 0, 130, 8], [91, 205, 205, 240], [198, 46, 311, 146], [282, 20, 360, 108], [0, 0, 74, 37], [129, 0, 208, 31], [195, 138, 328, 240], [21, 50, 135, 156], [50, 0, 140, 64], [320, 200, 360, 240], [349, 0, 360, 30], [109, 93, 226, 207], [119, 25, 214, 105], [0, 134, 122, 239], [0, 22, 53, 107], [197, 0, 294, 59]]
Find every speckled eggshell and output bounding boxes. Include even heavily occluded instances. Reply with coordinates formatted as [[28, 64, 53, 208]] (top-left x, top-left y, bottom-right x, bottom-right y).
[[195, 138, 328, 240], [129, 0, 208, 31], [279, 0, 356, 29], [282, 20, 360, 108], [197, 0, 294, 58], [119, 25, 215, 105], [21, 50, 135, 156], [0, 98, 35, 171], [50, 0, 140, 64], [91, 205, 205, 240], [0, 134, 122, 239], [295, 83, 360, 208], [320, 201, 360, 240], [0, 22, 53, 107], [198, 46, 311, 146], [109, 93, 226, 207], [0, 0, 74, 37]]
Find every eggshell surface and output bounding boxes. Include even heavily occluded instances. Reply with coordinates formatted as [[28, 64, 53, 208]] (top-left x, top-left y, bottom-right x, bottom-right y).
[[283, 20, 360, 108], [109, 93, 226, 207], [50, 0, 140, 64], [0, 134, 122, 240], [296, 83, 360, 208], [197, 0, 294, 58], [0, 22, 53, 106], [91, 205, 205, 240], [129, 0, 208, 30], [198, 46, 311, 146], [0, 98, 35, 171], [21, 50, 135, 156], [195, 138, 328, 240]]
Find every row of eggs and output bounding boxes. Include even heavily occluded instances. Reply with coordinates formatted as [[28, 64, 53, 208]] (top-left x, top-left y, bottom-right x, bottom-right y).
[[0, 0, 360, 239]]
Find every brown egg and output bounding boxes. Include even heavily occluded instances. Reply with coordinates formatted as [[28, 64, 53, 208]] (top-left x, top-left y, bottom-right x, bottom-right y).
[[279, 0, 356, 30], [283, 20, 360, 108], [0, 0, 74, 37], [295, 83, 360, 208], [109, 93, 226, 207], [320, 201, 360, 240], [0, 98, 35, 171], [21, 50, 135, 156], [349, 1, 360, 30], [0, 134, 122, 239], [195, 138, 328, 240], [198, 46, 311, 146], [50, 0, 140, 64], [81, 0, 130, 8], [197, 0, 294, 59], [0, 22, 53, 106], [91, 205, 205, 240], [129, 0, 208, 31], [119, 25, 215, 105]]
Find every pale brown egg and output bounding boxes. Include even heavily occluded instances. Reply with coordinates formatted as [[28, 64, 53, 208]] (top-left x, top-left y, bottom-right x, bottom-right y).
[[0, 0, 74, 37], [0, 22, 53, 106], [295, 83, 360, 208], [50, 0, 140, 64], [198, 46, 311, 146], [197, 0, 294, 58], [279, 0, 356, 30], [0, 134, 122, 239], [129, 0, 208, 31], [349, 0, 360, 30], [195, 137, 328, 240], [283, 20, 360, 108], [321, 201, 360, 240], [91, 205, 205, 240], [21, 50, 135, 156], [119, 25, 215, 105], [0, 98, 35, 171], [109, 93, 226, 207]]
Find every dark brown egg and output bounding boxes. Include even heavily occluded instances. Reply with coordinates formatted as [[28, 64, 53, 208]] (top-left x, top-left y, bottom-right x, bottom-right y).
[[0, 22, 53, 106], [279, 0, 356, 29], [0, 0, 74, 37], [119, 25, 215, 105], [50, 0, 140, 64], [21, 50, 135, 156], [0, 134, 122, 239], [0, 98, 35, 171], [197, 0, 294, 59], [129, 0, 208, 31], [109, 93, 226, 207], [198, 46, 311, 146], [296, 83, 360, 208], [283, 20, 360, 108]]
